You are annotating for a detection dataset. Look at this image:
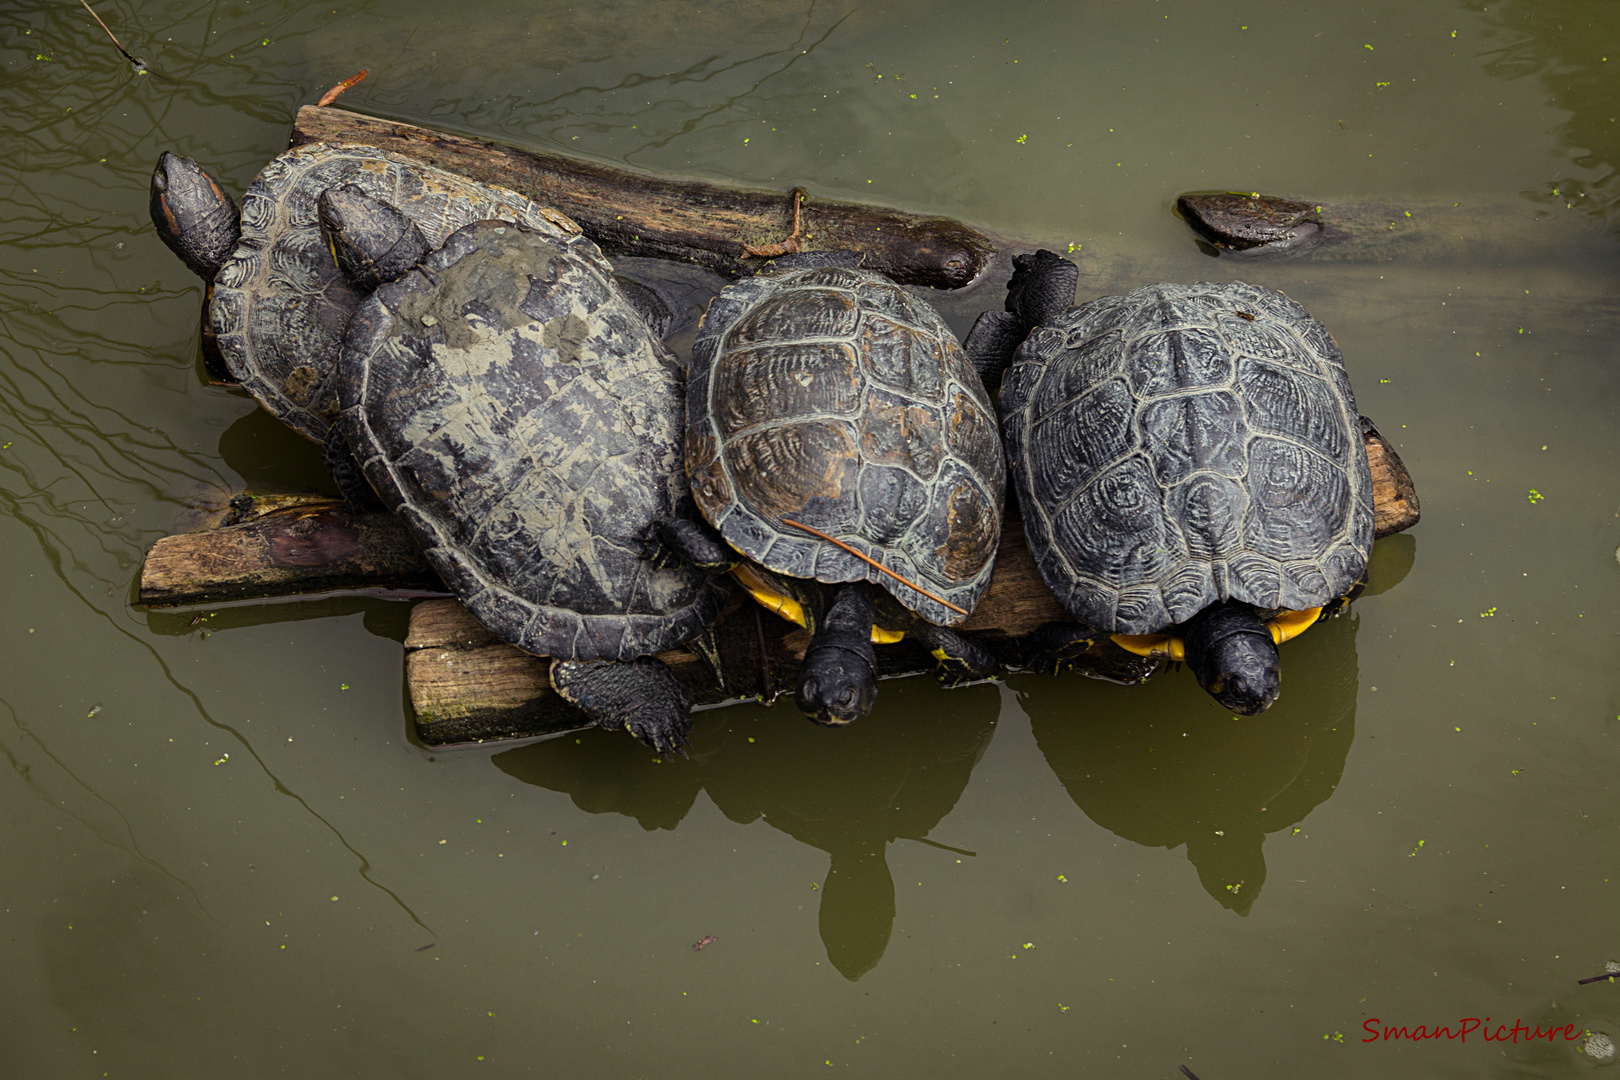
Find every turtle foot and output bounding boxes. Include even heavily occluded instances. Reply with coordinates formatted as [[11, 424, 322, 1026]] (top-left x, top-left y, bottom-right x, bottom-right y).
[[1018, 620, 1101, 676], [551, 657, 694, 756], [642, 517, 734, 570], [923, 626, 999, 688]]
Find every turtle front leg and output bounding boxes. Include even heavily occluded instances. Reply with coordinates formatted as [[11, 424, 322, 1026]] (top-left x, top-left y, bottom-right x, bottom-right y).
[[1017, 620, 1102, 676], [796, 581, 878, 725], [550, 656, 694, 755], [920, 625, 999, 687]]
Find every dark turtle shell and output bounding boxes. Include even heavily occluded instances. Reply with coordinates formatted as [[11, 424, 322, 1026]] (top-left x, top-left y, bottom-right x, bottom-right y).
[[339, 220, 727, 660], [1000, 280, 1374, 634], [687, 266, 1005, 626], [212, 142, 577, 443]]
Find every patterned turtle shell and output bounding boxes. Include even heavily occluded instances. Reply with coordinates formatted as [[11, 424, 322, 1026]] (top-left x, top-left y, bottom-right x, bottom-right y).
[[1000, 280, 1374, 635], [212, 142, 577, 443], [687, 266, 1005, 626], [339, 219, 728, 660]]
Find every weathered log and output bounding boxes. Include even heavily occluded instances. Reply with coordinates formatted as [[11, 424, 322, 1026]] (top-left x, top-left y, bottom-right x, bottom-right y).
[[138, 493, 442, 607], [1174, 191, 1589, 262], [290, 106, 995, 290]]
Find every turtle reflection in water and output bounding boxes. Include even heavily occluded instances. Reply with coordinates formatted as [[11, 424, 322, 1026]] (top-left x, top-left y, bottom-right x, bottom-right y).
[[492, 678, 998, 979], [1028, 609, 1359, 914]]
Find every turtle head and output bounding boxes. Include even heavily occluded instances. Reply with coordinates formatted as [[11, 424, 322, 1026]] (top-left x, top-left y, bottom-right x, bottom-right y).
[[795, 581, 880, 726], [796, 649, 879, 726], [150, 152, 239, 280], [1183, 601, 1281, 715], [317, 184, 431, 293]]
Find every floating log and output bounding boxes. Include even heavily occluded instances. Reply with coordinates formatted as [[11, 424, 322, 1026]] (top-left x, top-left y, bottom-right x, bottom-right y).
[[1174, 191, 1588, 262], [139, 430, 1419, 745], [290, 106, 995, 290], [138, 492, 441, 607]]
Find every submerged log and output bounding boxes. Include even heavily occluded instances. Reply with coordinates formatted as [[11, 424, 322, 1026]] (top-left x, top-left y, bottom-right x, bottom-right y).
[[1174, 191, 1582, 262], [139, 431, 1419, 745], [290, 106, 995, 290]]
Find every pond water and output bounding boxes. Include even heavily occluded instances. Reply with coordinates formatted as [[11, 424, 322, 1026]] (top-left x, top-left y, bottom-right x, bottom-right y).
[[3, 0, 1618, 1076]]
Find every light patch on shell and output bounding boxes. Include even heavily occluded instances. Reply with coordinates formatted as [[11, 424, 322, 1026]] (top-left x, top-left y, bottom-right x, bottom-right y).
[[284, 364, 318, 403], [794, 371, 814, 388]]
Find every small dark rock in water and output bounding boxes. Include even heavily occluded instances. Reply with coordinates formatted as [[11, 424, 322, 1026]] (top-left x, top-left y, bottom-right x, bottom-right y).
[[1177, 192, 1325, 250], [692, 935, 718, 951]]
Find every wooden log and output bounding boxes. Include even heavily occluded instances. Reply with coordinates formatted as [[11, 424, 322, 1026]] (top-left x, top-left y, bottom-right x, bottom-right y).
[[1174, 191, 1588, 262], [290, 106, 995, 290], [138, 494, 442, 607]]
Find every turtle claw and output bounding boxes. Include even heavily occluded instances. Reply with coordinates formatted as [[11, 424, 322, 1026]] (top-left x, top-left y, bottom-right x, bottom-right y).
[[623, 713, 693, 758]]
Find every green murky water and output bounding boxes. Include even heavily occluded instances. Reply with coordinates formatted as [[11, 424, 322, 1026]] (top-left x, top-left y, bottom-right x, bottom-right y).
[[3, 1, 1618, 1076]]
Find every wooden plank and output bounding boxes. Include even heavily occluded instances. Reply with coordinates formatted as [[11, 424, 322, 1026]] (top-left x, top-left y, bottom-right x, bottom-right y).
[[290, 105, 996, 290], [138, 496, 442, 607]]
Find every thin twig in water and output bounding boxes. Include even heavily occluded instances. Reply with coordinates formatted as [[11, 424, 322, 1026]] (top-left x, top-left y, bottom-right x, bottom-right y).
[[1179, 1066, 1203, 1080], [752, 605, 778, 707], [779, 518, 968, 616], [317, 69, 368, 106], [1579, 972, 1619, 985], [78, 0, 145, 71]]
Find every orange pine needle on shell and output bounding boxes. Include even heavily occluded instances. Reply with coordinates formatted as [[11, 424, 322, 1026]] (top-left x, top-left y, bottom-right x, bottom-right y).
[[317, 69, 368, 107], [779, 518, 969, 616]]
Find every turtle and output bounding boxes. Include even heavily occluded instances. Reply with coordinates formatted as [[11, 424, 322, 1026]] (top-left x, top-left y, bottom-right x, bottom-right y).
[[149, 143, 679, 442], [969, 250, 1375, 714], [321, 187, 732, 752], [667, 253, 1008, 725]]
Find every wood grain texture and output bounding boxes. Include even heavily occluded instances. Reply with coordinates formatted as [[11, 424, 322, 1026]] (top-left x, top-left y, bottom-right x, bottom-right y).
[[290, 106, 996, 290], [138, 497, 442, 607]]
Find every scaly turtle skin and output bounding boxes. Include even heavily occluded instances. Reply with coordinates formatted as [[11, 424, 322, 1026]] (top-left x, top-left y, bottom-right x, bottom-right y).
[[685, 257, 1006, 724], [150, 143, 579, 443], [331, 207, 729, 752], [977, 251, 1374, 714]]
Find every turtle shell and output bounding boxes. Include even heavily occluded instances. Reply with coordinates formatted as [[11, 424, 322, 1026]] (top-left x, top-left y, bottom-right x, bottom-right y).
[[212, 142, 577, 443], [339, 219, 727, 661], [687, 266, 1005, 626], [999, 280, 1374, 634]]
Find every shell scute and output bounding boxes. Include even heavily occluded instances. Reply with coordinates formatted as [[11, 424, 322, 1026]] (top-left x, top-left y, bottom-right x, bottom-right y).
[[1027, 376, 1135, 501], [726, 287, 858, 346], [713, 342, 861, 436], [1137, 390, 1247, 486], [1127, 326, 1233, 397], [860, 387, 945, 480]]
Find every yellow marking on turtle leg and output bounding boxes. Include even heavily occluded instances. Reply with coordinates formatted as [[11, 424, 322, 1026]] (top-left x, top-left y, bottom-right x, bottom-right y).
[[728, 563, 904, 645], [1267, 606, 1323, 644], [1112, 605, 1326, 659]]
